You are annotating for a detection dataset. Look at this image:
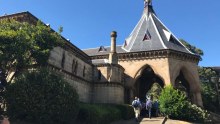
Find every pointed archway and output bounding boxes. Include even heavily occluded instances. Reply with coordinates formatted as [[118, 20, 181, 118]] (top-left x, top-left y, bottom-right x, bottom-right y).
[[134, 66, 164, 102], [174, 71, 191, 101]]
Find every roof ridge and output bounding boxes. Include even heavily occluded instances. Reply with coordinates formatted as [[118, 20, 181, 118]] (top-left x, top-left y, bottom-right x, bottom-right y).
[[149, 14, 167, 49], [83, 45, 123, 51], [151, 14, 194, 54]]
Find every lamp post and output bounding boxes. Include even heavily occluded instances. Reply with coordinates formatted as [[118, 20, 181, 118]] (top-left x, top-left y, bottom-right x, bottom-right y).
[[211, 76, 220, 108]]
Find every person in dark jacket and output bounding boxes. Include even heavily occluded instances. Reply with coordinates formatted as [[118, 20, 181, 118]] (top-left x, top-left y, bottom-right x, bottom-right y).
[[132, 97, 142, 122], [154, 99, 159, 117], [146, 98, 153, 119]]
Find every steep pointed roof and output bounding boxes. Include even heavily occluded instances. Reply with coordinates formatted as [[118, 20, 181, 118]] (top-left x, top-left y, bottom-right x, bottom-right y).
[[83, 1, 194, 57], [122, 1, 193, 54]]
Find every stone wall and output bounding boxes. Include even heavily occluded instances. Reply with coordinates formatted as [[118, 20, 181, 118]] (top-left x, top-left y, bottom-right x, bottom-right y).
[[93, 84, 124, 104], [168, 58, 202, 106], [48, 46, 93, 102], [48, 47, 93, 81], [94, 64, 124, 84], [119, 58, 170, 87], [92, 64, 125, 104], [64, 74, 92, 103]]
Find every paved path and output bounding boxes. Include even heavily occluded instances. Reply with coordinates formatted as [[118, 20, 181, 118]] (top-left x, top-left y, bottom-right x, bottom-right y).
[[111, 117, 196, 124], [165, 119, 195, 124], [0, 117, 198, 124], [111, 117, 165, 124]]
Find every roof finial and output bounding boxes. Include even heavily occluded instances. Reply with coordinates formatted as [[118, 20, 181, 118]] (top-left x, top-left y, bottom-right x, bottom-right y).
[[144, 0, 152, 7]]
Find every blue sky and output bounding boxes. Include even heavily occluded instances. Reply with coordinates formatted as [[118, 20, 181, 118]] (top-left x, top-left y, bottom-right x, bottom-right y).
[[0, 0, 219, 67]]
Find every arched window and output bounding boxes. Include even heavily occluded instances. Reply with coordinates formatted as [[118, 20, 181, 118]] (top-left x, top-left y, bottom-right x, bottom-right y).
[[61, 51, 65, 68], [74, 61, 78, 75], [72, 59, 75, 73], [83, 66, 86, 77], [98, 70, 101, 80]]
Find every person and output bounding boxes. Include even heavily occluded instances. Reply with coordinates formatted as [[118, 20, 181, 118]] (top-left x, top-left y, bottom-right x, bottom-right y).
[[154, 99, 159, 117], [132, 97, 141, 122], [146, 97, 153, 119]]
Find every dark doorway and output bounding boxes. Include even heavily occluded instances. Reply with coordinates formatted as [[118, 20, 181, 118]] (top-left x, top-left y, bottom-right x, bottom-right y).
[[134, 66, 164, 102], [134, 66, 164, 117], [174, 71, 190, 99]]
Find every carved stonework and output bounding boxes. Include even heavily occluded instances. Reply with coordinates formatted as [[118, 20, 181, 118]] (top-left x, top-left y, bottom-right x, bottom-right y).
[[91, 49, 200, 64]]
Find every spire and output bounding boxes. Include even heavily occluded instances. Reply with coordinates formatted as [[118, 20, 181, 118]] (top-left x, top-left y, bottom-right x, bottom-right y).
[[122, 0, 193, 54], [144, 0, 152, 7], [143, 0, 155, 16]]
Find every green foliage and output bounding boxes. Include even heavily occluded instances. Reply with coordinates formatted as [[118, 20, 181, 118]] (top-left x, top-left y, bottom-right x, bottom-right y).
[[0, 19, 63, 86], [159, 85, 188, 118], [77, 104, 134, 124], [77, 104, 123, 124], [188, 103, 211, 123], [147, 83, 162, 101], [199, 67, 219, 112], [0, 19, 63, 115], [58, 26, 63, 34], [113, 104, 135, 120], [179, 39, 204, 56], [5, 68, 79, 124], [202, 82, 219, 111], [199, 67, 217, 82], [159, 85, 210, 123]]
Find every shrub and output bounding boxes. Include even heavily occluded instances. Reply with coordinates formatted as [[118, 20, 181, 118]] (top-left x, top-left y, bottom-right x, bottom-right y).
[[159, 85, 188, 119], [114, 104, 134, 120], [77, 103, 134, 124], [187, 103, 210, 123], [77, 103, 121, 124], [5, 68, 79, 124], [159, 85, 210, 123]]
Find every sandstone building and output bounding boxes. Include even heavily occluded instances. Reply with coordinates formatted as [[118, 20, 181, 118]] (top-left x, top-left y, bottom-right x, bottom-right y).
[[0, 1, 203, 106]]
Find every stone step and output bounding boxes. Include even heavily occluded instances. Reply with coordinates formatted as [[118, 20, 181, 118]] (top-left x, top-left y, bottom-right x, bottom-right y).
[[210, 112, 220, 123]]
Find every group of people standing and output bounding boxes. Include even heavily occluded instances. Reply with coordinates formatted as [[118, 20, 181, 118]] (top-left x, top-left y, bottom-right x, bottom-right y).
[[131, 96, 159, 121]]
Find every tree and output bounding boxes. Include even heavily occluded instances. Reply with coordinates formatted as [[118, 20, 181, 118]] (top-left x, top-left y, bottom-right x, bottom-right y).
[[198, 67, 219, 112], [0, 19, 63, 88], [179, 39, 219, 112], [147, 83, 162, 101], [58, 26, 63, 34], [179, 39, 204, 56]]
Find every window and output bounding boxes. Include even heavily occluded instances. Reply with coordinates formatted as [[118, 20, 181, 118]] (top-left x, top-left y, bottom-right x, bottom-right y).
[[72, 59, 75, 73], [61, 51, 65, 68], [74, 61, 78, 75], [83, 66, 86, 77], [98, 70, 101, 80], [143, 30, 151, 41], [124, 40, 127, 47], [169, 35, 182, 46], [98, 46, 107, 52]]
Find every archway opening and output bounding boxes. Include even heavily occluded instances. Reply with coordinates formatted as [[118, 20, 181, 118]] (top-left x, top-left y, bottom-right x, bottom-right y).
[[134, 66, 164, 102], [174, 71, 191, 99]]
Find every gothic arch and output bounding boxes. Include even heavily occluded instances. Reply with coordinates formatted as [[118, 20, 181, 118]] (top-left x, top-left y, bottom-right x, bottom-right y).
[[171, 63, 203, 105], [133, 65, 164, 102], [171, 65, 201, 93], [134, 64, 165, 86]]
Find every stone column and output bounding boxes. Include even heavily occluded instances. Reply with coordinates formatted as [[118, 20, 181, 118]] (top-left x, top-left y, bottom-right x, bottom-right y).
[[196, 92, 203, 107], [109, 31, 118, 64]]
